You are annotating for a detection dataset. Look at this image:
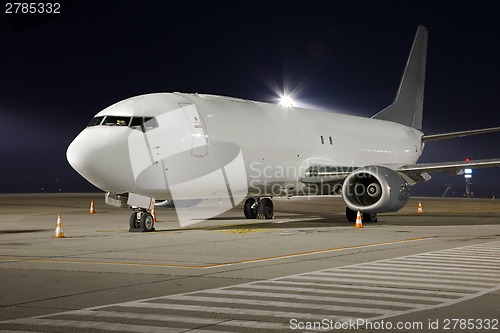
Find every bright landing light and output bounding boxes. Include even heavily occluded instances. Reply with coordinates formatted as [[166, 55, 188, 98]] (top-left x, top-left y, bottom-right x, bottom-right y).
[[279, 95, 295, 108]]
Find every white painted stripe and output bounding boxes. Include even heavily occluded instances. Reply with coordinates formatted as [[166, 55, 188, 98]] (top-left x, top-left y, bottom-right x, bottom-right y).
[[307, 271, 497, 288], [230, 284, 449, 303], [437, 249, 500, 256], [119, 300, 353, 322], [463, 243, 500, 249], [68, 309, 221, 325], [437, 251, 500, 258], [443, 244, 500, 250], [349, 263, 500, 277], [385, 258, 500, 270], [337, 267, 500, 281], [362, 261, 500, 276], [412, 253, 500, 263], [164, 294, 387, 315], [409, 249, 500, 256], [446, 245, 500, 250], [396, 256, 500, 266], [199, 289, 417, 309], [268, 279, 469, 297], [68, 309, 286, 331], [289, 275, 486, 291]]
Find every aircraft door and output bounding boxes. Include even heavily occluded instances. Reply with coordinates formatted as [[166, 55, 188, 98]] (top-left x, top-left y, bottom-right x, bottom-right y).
[[179, 103, 208, 157]]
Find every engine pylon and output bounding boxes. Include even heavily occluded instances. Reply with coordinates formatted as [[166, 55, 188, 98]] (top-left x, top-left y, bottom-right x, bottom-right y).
[[355, 210, 363, 228], [54, 213, 65, 238]]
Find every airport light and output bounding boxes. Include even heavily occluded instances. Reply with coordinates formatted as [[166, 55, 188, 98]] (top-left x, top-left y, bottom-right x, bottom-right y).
[[464, 159, 472, 197], [279, 95, 294, 108]]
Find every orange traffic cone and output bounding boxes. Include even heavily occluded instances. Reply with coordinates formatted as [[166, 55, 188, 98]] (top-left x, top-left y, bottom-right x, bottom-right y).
[[355, 210, 363, 228], [89, 199, 95, 214], [151, 207, 157, 222], [417, 201, 423, 214], [54, 213, 64, 238]]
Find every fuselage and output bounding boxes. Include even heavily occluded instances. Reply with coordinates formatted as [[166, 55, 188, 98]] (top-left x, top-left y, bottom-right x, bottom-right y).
[[67, 92, 424, 200]]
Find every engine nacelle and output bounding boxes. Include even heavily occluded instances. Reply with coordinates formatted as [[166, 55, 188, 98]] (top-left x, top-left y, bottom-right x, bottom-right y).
[[342, 166, 410, 213]]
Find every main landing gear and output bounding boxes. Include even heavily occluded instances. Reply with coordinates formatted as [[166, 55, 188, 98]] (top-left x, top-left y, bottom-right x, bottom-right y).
[[129, 209, 155, 232], [345, 207, 378, 223], [244, 197, 275, 219]]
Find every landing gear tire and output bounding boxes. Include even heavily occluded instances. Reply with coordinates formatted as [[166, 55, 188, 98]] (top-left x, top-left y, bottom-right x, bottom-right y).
[[140, 212, 155, 232], [257, 198, 274, 219], [362, 212, 378, 223], [129, 211, 155, 232], [244, 198, 258, 219], [129, 212, 139, 229]]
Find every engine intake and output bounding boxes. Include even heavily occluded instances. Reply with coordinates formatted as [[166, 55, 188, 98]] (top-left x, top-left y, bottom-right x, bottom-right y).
[[342, 166, 410, 213]]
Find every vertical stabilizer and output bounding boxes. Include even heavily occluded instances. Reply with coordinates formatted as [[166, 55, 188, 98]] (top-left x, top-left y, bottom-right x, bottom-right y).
[[372, 26, 428, 130]]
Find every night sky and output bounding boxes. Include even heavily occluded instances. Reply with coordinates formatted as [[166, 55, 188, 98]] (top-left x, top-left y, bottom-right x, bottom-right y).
[[1, 1, 499, 197]]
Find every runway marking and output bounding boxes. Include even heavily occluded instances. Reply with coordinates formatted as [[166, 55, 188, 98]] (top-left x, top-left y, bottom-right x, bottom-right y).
[[0, 236, 432, 269], [1, 241, 499, 333]]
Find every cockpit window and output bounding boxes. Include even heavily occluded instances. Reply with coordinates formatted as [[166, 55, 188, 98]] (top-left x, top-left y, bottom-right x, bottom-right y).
[[86, 115, 157, 132], [144, 117, 158, 131], [87, 116, 104, 127], [130, 117, 143, 129], [102, 116, 131, 126], [130, 117, 158, 132]]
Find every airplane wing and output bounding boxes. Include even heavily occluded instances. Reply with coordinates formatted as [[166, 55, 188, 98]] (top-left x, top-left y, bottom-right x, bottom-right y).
[[302, 158, 500, 185], [396, 158, 500, 183]]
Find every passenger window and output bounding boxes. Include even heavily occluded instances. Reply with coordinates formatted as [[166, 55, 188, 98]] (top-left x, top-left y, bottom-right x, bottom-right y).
[[329, 136, 333, 145], [320, 135, 324, 144]]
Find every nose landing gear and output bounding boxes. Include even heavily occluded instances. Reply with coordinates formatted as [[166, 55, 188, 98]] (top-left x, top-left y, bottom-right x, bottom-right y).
[[129, 209, 155, 232], [244, 197, 275, 220]]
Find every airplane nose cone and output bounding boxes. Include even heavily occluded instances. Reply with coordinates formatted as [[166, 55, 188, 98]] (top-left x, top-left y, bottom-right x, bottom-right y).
[[67, 129, 114, 170], [67, 128, 117, 190]]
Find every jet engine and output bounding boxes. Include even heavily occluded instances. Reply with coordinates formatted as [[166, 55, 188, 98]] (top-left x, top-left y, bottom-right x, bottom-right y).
[[342, 166, 410, 213]]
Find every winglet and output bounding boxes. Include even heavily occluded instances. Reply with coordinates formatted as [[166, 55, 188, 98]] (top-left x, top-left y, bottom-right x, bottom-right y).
[[372, 25, 428, 131]]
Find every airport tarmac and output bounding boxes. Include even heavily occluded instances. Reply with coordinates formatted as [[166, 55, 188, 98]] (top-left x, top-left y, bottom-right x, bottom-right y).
[[0, 193, 498, 332]]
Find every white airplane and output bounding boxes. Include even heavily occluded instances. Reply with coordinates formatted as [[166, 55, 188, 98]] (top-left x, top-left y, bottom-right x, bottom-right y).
[[67, 26, 500, 231]]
